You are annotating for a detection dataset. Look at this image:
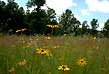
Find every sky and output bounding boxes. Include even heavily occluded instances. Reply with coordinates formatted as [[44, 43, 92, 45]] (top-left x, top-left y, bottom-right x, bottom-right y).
[[2, 0, 109, 30]]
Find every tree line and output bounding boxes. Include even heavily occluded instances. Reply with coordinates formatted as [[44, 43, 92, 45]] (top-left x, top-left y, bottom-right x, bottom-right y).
[[0, 0, 109, 37]]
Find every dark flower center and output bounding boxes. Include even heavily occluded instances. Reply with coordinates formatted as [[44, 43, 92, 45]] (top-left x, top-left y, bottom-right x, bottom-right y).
[[62, 66, 65, 69], [80, 61, 83, 63], [41, 50, 44, 52]]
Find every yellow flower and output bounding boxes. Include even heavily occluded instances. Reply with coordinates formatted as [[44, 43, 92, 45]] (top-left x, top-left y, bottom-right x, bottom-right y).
[[47, 36, 51, 40], [54, 25, 59, 28], [45, 36, 51, 40], [47, 25, 51, 28], [47, 25, 59, 28], [64, 34, 67, 36], [47, 25, 52, 28], [93, 37, 96, 40], [58, 65, 70, 71], [76, 57, 87, 66], [8, 67, 14, 74], [35, 48, 49, 55], [90, 36, 96, 40], [21, 28, 27, 31], [16, 28, 27, 33], [16, 29, 22, 33], [18, 59, 26, 66], [51, 26, 54, 28]]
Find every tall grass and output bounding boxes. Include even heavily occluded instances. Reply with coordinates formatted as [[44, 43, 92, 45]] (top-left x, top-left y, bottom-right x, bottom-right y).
[[0, 35, 109, 74]]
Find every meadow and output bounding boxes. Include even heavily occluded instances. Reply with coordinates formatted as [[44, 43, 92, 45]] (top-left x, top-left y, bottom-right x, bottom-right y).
[[0, 35, 109, 74]]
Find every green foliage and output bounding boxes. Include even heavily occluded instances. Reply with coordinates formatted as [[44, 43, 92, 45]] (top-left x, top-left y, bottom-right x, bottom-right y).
[[27, 0, 46, 11], [59, 9, 81, 35], [91, 19, 99, 30], [46, 8, 57, 24], [28, 9, 48, 34], [46, 8, 61, 35], [0, 35, 109, 74], [90, 18, 99, 36], [0, 0, 27, 34], [81, 21, 89, 35], [103, 19, 109, 37]]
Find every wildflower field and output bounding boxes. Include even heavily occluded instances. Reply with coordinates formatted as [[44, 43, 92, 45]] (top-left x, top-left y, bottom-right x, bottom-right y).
[[0, 35, 109, 74]]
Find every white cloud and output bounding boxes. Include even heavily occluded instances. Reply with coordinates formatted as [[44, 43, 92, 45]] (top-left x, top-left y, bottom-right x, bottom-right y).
[[85, 0, 109, 13], [1, 0, 77, 15], [46, 0, 77, 15], [81, 9, 90, 16], [74, 15, 81, 21], [97, 23, 104, 30], [1, 0, 7, 3]]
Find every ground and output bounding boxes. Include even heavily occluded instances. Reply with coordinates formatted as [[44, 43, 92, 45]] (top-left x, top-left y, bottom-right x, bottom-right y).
[[0, 35, 109, 74]]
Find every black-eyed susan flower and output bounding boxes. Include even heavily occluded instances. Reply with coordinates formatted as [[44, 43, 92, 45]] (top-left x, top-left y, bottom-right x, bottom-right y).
[[8, 67, 14, 74], [58, 65, 70, 71], [21, 28, 27, 31], [47, 25, 52, 28], [76, 57, 87, 66], [45, 36, 51, 40], [90, 36, 96, 40], [16, 28, 27, 33], [64, 34, 67, 36], [54, 25, 59, 28], [46, 25, 59, 28], [18, 59, 26, 66], [16, 29, 22, 33], [93, 37, 96, 40], [35, 48, 49, 55]]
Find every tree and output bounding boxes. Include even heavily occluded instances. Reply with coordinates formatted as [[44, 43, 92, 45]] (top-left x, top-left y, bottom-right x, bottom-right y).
[[90, 18, 99, 36], [59, 9, 81, 35], [27, 9, 47, 34], [81, 21, 89, 35], [0, 0, 27, 34], [27, 0, 46, 12], [0, 1, 6, 33], [103, 19, 109, 37], [46, 8, 57, 24], [26, 0, 48, 34], [71, 18, 81, 36]]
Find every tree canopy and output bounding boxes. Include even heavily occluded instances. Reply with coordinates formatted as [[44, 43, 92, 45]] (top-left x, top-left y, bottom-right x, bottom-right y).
[[0, 0, 109, 37]]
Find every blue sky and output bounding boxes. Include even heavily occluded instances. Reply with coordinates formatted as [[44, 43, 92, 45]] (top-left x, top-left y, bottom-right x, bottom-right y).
[[2, 0, 109, 30], [71, 0, 109, 29]]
